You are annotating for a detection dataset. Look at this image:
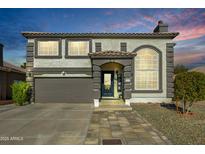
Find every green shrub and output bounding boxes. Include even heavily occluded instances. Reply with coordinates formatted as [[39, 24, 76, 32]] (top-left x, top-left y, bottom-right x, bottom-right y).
[[11, 81, 31, 106], [174, 72, 205, 113]]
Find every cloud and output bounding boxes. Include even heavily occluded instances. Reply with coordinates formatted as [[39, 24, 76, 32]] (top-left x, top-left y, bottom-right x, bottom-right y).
[[102, 8, 205, 40], [174, 24, 205, 41], [143, 15, 157, 23], [0, 8, 205, 68], [175, 51, 205, 66], [163, 9, 205, 41], [104, 10, 113, 16], [108, 19, 141, 29], [104, 17, 153, 32]]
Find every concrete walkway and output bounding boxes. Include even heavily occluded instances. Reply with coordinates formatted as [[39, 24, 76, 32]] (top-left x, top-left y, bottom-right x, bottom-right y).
[[0, 103, 92, 145], [84, 110, 172, 145]]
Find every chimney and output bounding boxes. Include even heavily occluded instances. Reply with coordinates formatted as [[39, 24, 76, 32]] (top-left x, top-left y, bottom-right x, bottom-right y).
[[153, 20, 168, 32], [0, 43, 3, 67]]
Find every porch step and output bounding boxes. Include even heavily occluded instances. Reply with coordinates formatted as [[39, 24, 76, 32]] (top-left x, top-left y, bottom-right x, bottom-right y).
[[94, 105, 132, 112], [100, 99, 125, 106]]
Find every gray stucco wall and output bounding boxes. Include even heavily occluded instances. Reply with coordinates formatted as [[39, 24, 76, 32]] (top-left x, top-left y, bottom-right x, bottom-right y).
[[32, 38, 172, 69], [33, 39, 92, 68]]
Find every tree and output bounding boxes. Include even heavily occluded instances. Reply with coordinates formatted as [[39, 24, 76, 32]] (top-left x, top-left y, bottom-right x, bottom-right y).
[[174, 64, 188, 75], [20, 62, 26, 69], [174, 72, 205, 114]]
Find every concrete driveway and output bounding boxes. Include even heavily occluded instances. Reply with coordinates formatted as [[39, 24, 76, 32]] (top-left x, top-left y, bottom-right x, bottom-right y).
[[0, 103, 93, 145]]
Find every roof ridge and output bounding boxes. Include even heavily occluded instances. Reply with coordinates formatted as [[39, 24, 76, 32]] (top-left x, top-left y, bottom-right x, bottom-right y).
[[3, 61, 26, 73]]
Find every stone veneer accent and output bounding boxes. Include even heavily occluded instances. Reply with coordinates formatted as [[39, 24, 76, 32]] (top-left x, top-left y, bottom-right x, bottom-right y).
[[26, 42, 34, 103], [92, 64, 101, 99], [123, 65, 132, 99], [91, 59, 133, 101], [166, 43, 175, 98]]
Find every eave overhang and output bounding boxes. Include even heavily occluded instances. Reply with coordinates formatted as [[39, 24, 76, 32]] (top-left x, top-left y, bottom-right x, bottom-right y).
[[22, 32, 179, 39], [89, 51, 137, 59]]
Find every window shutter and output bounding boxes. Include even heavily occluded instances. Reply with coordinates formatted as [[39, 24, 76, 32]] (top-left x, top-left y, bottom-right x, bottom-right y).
[[120, 42, 127, 52], [95, 42, 101, 52]]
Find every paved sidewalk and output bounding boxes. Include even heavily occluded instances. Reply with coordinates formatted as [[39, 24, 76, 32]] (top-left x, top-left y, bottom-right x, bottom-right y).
[[84, 110, 172, 145]]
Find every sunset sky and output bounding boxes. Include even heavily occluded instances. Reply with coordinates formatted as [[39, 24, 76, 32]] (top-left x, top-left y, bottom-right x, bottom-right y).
[[0, 8, 205, 68]]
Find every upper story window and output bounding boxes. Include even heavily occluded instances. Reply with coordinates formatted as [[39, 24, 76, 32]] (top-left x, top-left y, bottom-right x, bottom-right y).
[[35, 39, 61, 58], [95, 42, 102, 52], [134, 47, 160, 90], [67, 41, 90, 56], [37, 41, 59, 56], [120, 42, 127, 52]]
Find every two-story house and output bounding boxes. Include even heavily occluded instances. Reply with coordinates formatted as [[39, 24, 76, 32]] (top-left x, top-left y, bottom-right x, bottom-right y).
[[22, 21, 179, 107]]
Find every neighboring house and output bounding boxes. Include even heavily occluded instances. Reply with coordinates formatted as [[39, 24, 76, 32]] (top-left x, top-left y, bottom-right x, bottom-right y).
[[22, 21, 179, 107], [0, 44, 26, 100], [190, 65, 205, 74]]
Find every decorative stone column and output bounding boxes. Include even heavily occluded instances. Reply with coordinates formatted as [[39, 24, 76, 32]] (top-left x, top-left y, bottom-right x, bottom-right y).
[[26, 42, 34, 103], [166, 43, 175, 98], [92, 64, 101, 107], [123, 65, 132, 106]]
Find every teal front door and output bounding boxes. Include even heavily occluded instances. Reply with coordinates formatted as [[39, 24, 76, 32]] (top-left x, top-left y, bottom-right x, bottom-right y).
[[101, 71, 114, 97]]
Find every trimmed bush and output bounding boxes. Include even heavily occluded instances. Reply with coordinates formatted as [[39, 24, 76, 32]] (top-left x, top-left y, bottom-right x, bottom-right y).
[[174, 72, 205, 113], [11, 81, 31, 106]]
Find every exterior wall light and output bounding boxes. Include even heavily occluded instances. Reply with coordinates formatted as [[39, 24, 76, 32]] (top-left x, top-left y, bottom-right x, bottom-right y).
[[61, 71, 66, 76]]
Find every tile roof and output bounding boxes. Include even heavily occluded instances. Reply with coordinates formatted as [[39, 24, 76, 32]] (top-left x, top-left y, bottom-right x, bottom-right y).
[[89, 51, 137, 58], [0, 61, 26, 74], [22, 32, 179, 39]]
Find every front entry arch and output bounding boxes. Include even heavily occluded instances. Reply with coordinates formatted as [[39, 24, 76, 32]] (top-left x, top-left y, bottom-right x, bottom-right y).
[[101, 62, 124, 98], [89, 51, 137, 107], [91, 58, 133, 102]]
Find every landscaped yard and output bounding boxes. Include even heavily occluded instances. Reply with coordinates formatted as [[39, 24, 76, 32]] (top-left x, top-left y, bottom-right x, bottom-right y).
[[132, 101, 205, 144]]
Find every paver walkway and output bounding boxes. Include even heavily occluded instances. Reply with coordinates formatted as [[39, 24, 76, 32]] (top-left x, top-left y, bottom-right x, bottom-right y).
[[84, 110, 172, 145]]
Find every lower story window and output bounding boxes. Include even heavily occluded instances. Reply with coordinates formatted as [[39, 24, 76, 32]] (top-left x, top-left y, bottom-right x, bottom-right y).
[[135, 71, 158, 90]]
